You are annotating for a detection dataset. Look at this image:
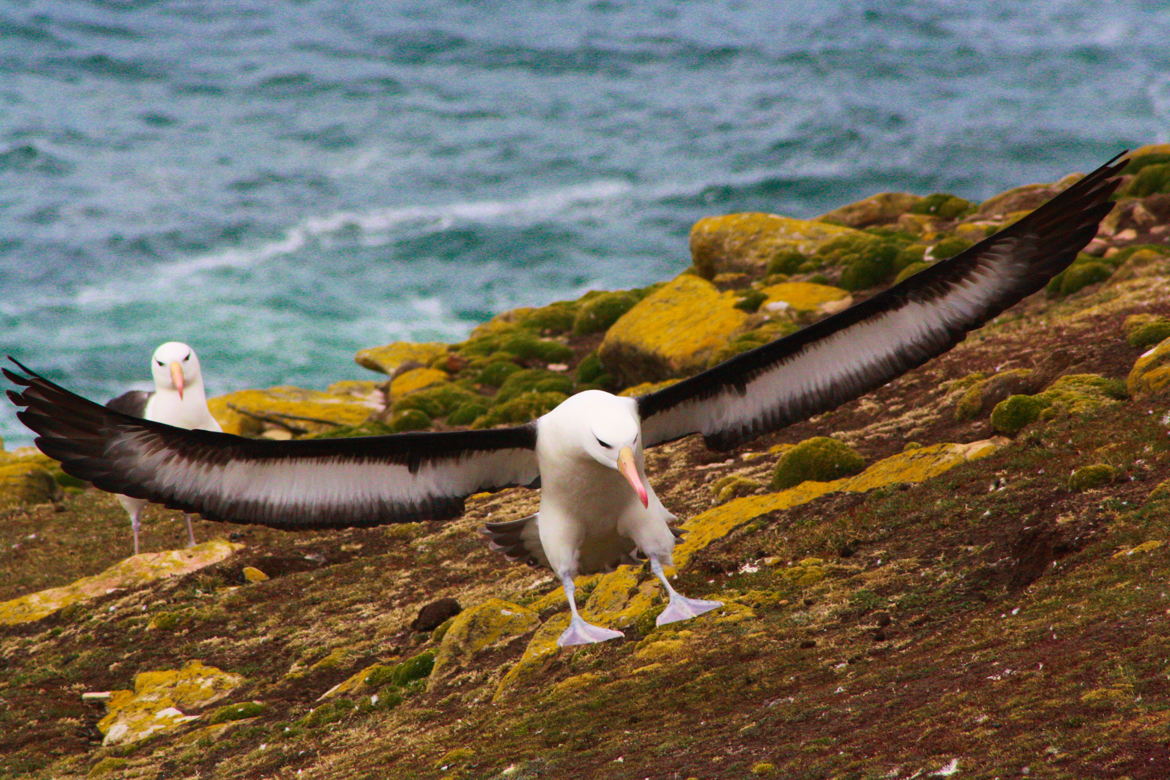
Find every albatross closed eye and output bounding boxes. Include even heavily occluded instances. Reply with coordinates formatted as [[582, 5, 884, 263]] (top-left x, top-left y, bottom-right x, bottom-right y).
[[595, 436, 611, 448]]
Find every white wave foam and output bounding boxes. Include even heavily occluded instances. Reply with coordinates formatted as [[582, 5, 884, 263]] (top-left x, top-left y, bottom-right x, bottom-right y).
[[72, 178, 633, 307]]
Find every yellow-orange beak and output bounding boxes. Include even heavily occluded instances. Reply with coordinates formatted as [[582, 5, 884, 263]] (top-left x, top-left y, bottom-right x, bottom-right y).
[[617, 446, 649, 508], [169, 362, 185, 400]]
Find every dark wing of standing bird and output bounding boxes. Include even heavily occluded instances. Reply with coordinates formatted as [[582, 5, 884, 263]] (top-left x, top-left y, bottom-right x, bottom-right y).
[[4, 360, 539, 530], [637, 152, 1126, 451], [105, 390, 152, 417]]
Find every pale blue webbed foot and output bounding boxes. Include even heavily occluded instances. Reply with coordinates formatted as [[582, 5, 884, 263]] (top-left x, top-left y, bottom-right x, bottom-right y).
[[558, 615, 624, 647], [656, 592, 723, 626], [649, 555, 722, 626]]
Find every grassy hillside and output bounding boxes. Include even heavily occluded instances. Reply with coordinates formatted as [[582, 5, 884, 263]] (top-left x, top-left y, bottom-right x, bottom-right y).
[[3, 151, 1170, 778]]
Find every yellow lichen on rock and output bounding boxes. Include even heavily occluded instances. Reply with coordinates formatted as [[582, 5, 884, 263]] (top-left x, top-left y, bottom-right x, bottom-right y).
[[98, 660, 245, 746], [355, 341, 449, 377], [430, 598, 539, 683], [207, 386, 378, 436], [0, 459, 61, 508], [1127, 338, 1170, 398], [582, 567, 661, 630], [599, 275, 750, 384], [389, 367, 449, 397], [758, 281, 851, 313], [492, 617, 566, 703], [1111, 540, 1164, 559], [688, 212, 860, 278], [0, 539, 244, 625], [242, 566, 269, 583], [817, 192, 922, 228], [673, 439, 1004, 568]]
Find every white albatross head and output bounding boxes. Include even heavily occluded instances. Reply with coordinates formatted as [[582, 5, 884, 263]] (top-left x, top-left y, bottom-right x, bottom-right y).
[[548, 390, 649, 507], [149, 341, 203, 400]]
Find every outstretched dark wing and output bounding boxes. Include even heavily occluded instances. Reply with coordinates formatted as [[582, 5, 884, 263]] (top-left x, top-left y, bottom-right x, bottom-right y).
[[638, 152, 1126, 451], [5, 361, 539, 529]]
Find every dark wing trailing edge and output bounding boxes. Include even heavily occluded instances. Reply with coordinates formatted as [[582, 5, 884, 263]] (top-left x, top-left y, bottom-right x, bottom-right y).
[[4, 359, 539, 530], [638, 152, 1127, 451]]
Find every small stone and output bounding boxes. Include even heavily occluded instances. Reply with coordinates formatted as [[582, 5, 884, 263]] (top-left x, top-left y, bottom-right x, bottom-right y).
[[242, 566, 269, 583], [411, 597, 462, 632]]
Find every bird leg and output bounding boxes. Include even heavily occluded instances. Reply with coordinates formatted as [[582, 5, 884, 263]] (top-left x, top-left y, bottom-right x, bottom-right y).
[[557, 574, 624, 647], [184, 514, 197, 548], [129, 506, 142, 556], [650, 557, 722, 626]]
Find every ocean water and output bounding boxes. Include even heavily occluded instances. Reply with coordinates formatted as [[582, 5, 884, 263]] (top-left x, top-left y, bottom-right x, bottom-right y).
[[1, 0, 1168, 447]]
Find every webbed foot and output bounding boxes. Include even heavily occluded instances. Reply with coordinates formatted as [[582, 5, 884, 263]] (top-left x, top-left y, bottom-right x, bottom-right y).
[[558, 616, 624, 647], [656, 594, 723, 626]]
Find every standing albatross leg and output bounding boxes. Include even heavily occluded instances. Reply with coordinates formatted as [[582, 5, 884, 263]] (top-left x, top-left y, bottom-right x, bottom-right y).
[[649, 557, 722, 626], [558, 573, 624, 647], [183, 514, 197, 547]]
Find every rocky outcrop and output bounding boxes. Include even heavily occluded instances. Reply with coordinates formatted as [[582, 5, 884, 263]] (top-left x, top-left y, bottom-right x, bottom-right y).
[[689, 212, 861, 279], [207, 386, 380, 437], [598, 274, 750, 384], [0, 539, 243, 625], [96, 660, 245, 746]]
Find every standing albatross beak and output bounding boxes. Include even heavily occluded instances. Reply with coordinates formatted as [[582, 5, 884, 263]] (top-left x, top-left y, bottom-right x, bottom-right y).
[[169, 362, 185, 400], [617, 445, 649, 507]]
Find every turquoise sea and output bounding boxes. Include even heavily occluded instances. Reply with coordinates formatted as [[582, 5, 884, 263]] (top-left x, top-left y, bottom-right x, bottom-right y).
[[2, 0, 1168, 447]]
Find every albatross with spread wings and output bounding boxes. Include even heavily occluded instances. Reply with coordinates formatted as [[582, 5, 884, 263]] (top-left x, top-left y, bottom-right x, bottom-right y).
[[5, 153, 1125, 646]]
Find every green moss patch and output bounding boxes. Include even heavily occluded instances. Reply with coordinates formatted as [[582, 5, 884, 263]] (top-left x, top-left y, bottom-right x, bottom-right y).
[[771, 437, 866, 490]]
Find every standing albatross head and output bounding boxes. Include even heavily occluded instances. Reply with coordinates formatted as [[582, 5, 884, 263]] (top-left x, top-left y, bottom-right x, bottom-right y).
[[554, 390, 649, 508], [148, 341, 202, 401]]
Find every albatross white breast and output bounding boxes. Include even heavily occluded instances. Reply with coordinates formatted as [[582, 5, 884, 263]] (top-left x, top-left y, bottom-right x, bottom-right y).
[[5, 153, 1126, 646], [104, 341, 222, 554]]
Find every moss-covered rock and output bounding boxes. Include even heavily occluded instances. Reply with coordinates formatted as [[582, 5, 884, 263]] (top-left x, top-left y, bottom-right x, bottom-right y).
[[476, 359, 522, 388], [598, 274, 751, 385], [388, 408, 431, 432], [771, 437, 865, 491], [207, 386, 377, 436], [390, 382, 482, 419], [355, 342, 449, 377], [430, 599, 539, 685], [572, 290, 640, 335], [474, 391, 568, 427], [389, 367, 449, 397], [1046, 260, 1114, 298], [689, 212, 861, 279], [207, 701, 267, 724], [710, 475, 764, 503], [0, 460, 61, 508], [1127, 338, 1170, 398], [990, 394, 1048, 435], [0, 539, 243, 625], [321, 650, 436, 701], [1123, 314, 1170, 350], [818, 192, 923, 228], [447, 401, 489, 426], [1068, 464, 1119, 492], [1122, 162, 1170, 198], [815, 232, 912, 291], [758, 281, 851, 313], [494, 369, 575, 404], [513, 300, 579, 334], [98, 660, 245, 746], [990, 374, 1125, 434], [673, 439, 1002, 569], [705, 321, 799, 366], [909, 192, 976, 219], [955, 368, 1039, 422]]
